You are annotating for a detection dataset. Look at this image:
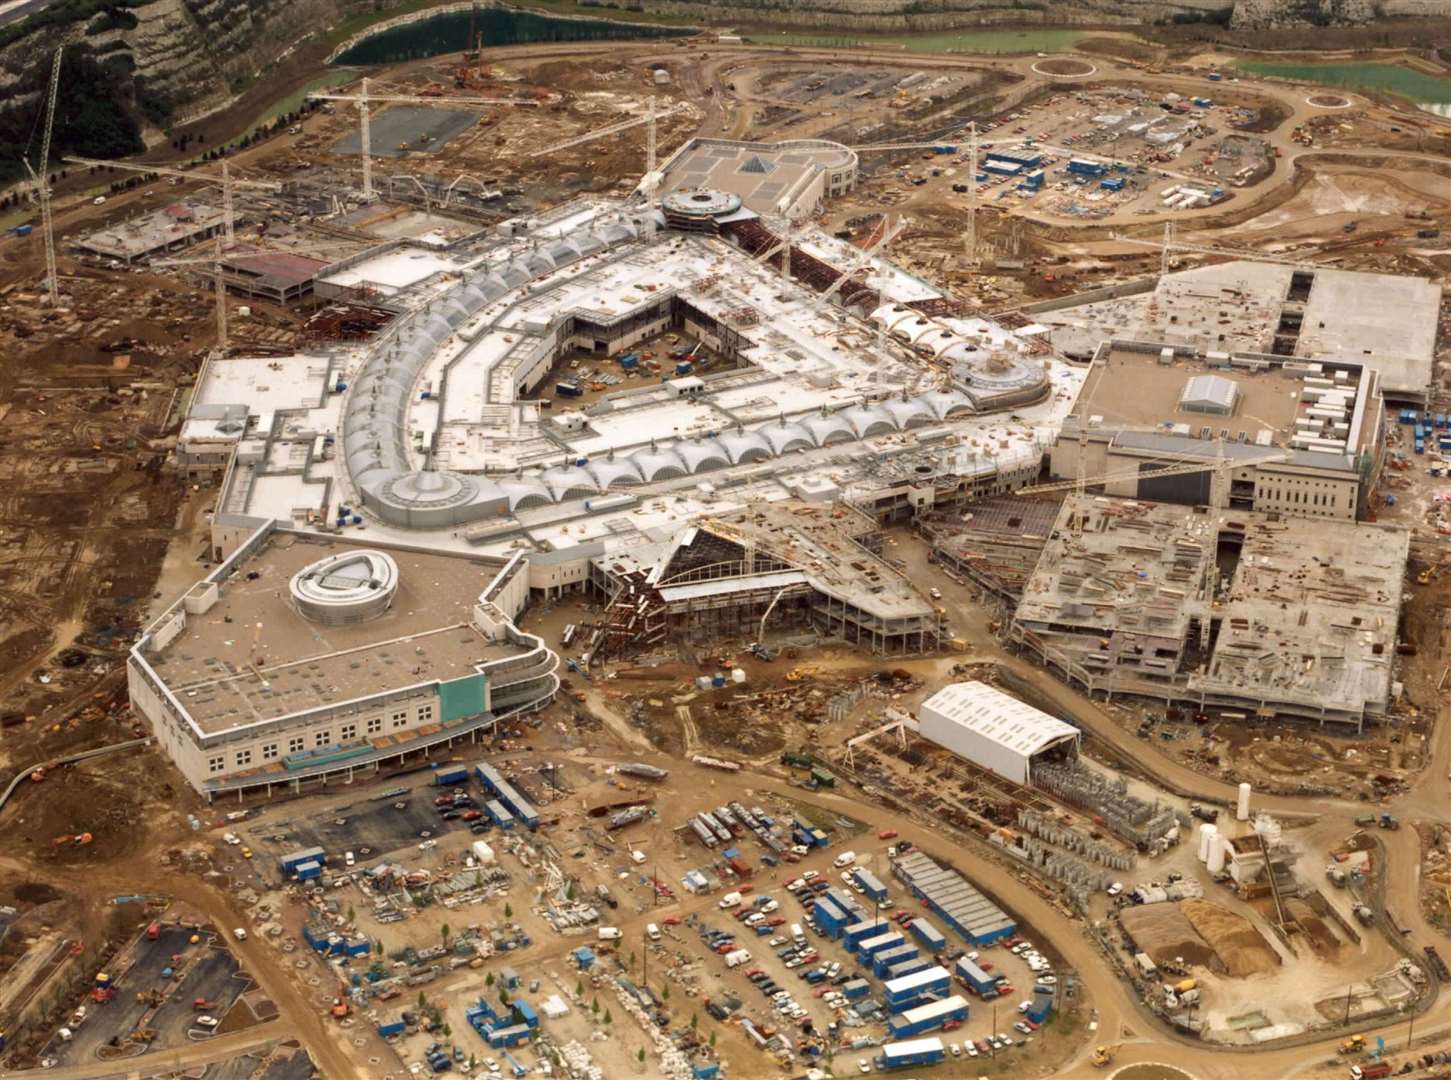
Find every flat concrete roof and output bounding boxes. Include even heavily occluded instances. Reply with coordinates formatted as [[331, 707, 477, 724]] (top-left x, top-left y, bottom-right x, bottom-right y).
[[78, 199, 226, 260], [659, 138, 854, 215], [1076, 348, 1306, 440], [1038, 261, 1440, 400], [148, 534, 524, 734]]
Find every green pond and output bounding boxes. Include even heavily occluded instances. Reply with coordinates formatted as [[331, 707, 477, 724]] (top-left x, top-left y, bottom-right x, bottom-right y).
[[742, 29, 1084, 54], [334, 6, 692, 66], [1236, 61, 1451, 117]]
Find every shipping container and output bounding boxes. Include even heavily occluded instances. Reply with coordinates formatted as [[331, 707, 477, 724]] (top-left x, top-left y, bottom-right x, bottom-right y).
[[433, 766, 469, 786]]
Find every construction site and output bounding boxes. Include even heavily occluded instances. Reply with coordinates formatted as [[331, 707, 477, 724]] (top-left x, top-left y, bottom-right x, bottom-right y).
[[0, 8, 1449, 1079]]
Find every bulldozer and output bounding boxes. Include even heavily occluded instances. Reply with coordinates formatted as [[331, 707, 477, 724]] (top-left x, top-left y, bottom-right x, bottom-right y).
[[1092, 1045, 1119, 1068], [135, 990, 164, 1006], [785, 666, 818, 683], [1339, 1034, 1366, 1055]]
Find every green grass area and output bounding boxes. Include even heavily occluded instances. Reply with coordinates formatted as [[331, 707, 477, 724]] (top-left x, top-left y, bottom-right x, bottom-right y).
[[742, 28, 1083, 54], [1236, 60, 1451, 114], [251, 69, 357, 129]]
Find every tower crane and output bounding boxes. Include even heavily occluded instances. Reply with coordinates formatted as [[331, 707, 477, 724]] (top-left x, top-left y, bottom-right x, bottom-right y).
[[307, 78, 541, 202], [24, 46, 64, 306], [1114, 224, 1322, 271], [63, 157, 281, 243]]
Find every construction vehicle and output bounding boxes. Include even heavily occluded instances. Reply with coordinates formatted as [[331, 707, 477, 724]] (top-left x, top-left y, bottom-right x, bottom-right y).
[[1338, 1034, 1366, 1055], [127, 1028, 157, 1044], [1379, 813, 1400, 830], [135, 990, 164, 1006], [784, 666, 818, 682], [1354, 814, 1377, 827], [1092, 1045, 1118, 1068], [331, 997, 351, 1019]]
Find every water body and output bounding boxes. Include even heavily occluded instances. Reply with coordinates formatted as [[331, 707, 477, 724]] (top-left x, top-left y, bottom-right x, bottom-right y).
[[1237, 61, 1451, 118], [743, 29, 1084, 54], [335, 6, 693, 66]]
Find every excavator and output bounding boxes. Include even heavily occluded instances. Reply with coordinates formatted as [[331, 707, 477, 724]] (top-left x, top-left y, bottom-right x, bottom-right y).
[[1092, 1045, 1120, 1068]]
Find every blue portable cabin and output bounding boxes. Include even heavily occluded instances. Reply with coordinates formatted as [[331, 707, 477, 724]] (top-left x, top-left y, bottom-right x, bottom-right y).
[[513, 1000, 539, 1029], [872, 944, 919, 978], [433, 766, 469, 786], [877, 1036, 946, 1070], [294, 860, 323, 882], [954, 956, 1001, 996], [885, 956, 933, 982], [887, 995, 968, 1038], [487, 1023, 530, 1049], [812, 896, 850, 938], [1100, 177, 1126, 192], [555, 381, 583, 398], [486, 799, 515, 829], [1026, 990, 1053, 1025], [843, 917, 893, 950], [841, 977, 871, 1001], [856, 930, 905, 959], [279, 846, 326, 873], [1067, 157, 1108, 178], [377, 1018, 406, 1038], [985, 148, 1041, 168], [853, 868, 889, 902], [908, 918, 946, 952], [884, 965, 951, 1012]]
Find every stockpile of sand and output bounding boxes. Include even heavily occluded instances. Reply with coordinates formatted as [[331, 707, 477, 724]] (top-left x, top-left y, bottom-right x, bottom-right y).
[[1180, 899, 1281, 976], [1120, 903, 1220, 971]]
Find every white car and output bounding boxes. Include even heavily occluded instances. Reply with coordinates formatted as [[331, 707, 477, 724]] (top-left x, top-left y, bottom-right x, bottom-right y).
[[929, 587, 943, 600], [858, 1062, 871, 1074], [196, 1015, 220, 1028], [802, 870, 820, 881], [964, 1042, 978, 1058], [345, 851, 356, 867], [222, 832, 242, 846], [1037, 975, 1058, 985], [418, 839, 438, 851], [1106, 882, 1123, 897]]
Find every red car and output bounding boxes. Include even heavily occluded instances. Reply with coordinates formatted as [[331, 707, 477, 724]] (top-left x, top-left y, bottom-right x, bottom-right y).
[[460, 810, 482, 821], [979, 960, 994, 971], [767, 916, 786, 927], [744, 968, 765, 978], [663, 916, 682, 926], [942, 1019, 963, 1032], [433, 795, 454, 806], [878, 829, 899, 840]]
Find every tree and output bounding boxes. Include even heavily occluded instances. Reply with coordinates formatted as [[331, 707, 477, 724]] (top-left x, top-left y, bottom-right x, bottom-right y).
[[637, 1048, 646, 1067], [500, 988, 511, 1006], [709, 1031, 717, 1048], [418, 990, 428, 1009], [690, 1012, 698, 1029], [628, 950, 637, 970], [661, 984, 671, 1002], [440, 923, 452, 947], [603, 1009, 612, 1026], [575, 979, 584, 997], [442, 1023, 451, 1038], [374, 941, 384, 957], [503, 902, 513, 919], [591, 996, 600, 1014], [347, 905, 356, 924], [486, 972, 495, 988]]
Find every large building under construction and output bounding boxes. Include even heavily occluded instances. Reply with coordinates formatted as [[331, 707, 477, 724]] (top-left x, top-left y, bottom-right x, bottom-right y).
[[585, 500, 941, 658], [1010, 495, 1409, 730]]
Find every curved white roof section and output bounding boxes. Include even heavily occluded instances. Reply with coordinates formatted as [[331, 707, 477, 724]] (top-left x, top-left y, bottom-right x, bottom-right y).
[[289, 549, 399, 626]]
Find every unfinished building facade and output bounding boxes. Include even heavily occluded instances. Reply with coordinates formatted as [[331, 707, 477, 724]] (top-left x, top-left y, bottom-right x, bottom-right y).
[[586, 499, 941, 659], [1011, 494, 1409, 730]]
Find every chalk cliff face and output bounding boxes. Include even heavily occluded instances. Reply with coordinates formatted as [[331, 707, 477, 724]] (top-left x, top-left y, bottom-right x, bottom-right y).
[[0, 0, 356, 130]]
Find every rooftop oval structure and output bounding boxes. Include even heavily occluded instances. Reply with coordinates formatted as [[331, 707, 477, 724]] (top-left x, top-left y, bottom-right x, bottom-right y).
[[290, 550, 399, 626]]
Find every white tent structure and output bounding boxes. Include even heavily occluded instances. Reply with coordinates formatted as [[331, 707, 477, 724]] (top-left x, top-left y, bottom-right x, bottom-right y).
[[917, 681, 1079, 784]]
